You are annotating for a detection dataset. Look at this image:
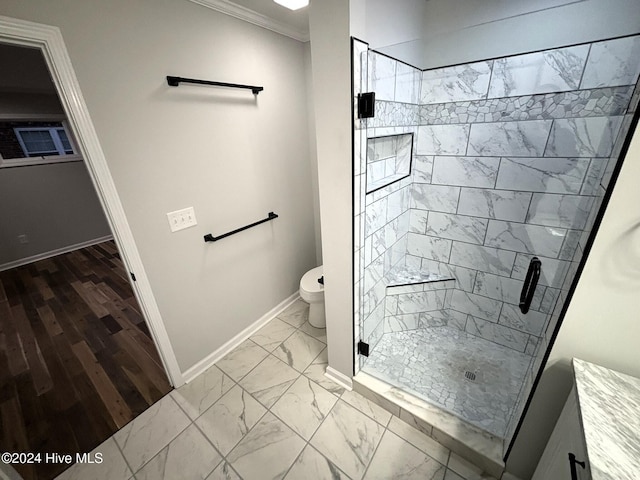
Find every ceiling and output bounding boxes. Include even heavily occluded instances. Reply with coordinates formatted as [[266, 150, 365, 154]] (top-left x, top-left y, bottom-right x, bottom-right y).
[[194, 0, 310, 41]]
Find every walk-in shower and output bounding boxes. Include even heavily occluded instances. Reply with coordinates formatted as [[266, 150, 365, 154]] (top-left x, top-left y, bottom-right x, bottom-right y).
[[352, 33, 640, 463]]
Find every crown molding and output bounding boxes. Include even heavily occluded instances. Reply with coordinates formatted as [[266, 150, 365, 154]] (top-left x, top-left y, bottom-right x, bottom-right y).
[[189, 0, 309, 42]]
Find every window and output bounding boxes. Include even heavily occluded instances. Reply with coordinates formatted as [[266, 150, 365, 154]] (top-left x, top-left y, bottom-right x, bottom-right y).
[[15, 127, 74, 157], [0, 120, 81, 168]]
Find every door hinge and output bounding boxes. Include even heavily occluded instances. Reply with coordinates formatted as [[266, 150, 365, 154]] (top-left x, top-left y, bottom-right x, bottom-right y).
[[357, 92, 375, 118], [357, 341, 370, 357], [130, 272, 137, 281]]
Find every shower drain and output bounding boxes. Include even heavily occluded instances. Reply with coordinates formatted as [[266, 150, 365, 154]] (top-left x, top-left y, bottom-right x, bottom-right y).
[[464, 371, 477, 381]]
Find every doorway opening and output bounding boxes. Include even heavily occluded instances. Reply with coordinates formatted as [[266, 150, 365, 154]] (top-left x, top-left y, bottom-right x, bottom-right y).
[[0, 18, 180, 480]]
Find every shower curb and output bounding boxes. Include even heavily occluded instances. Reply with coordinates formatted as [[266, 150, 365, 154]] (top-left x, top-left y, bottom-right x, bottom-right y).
[[353, 371, 505, 478]]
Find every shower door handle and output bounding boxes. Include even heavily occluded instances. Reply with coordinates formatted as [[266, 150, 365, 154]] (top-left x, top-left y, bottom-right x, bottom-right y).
[[568, 453, 586, 480], [519, 257, 541, 314]]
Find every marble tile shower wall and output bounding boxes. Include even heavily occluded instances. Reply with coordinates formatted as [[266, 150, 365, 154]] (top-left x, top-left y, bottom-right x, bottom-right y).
[[357, 51, 423, 359], [407, 35, 640, 358]]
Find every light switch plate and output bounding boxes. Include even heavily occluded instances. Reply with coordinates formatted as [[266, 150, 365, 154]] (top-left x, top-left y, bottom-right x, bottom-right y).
[[167, 207, 197, 232]]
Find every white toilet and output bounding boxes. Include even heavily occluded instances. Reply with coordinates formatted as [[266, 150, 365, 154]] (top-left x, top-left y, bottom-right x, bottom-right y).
[[300, 265, 326, 328]]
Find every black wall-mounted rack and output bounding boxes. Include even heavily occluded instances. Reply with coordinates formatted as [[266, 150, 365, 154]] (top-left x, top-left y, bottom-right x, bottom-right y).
[[204, 212, 278, 243], [166, 76, 264, 94]]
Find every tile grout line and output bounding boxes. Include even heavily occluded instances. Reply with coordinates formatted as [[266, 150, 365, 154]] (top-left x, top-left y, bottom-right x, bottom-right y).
[[123, 394, 196, 478], [171, 393, 226, 479]]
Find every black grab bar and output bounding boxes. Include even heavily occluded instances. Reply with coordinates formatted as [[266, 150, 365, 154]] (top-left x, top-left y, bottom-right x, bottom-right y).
[[204, 212, 278, 243], [519, 257, 541, 314], [167, 76, 264, 94]]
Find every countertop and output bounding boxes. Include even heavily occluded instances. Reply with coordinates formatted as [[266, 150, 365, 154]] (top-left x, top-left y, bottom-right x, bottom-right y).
[[573, 358, 640, 480]]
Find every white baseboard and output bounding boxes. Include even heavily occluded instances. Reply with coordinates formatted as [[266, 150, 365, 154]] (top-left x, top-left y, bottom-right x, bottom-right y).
[[325, 366, 353, 391], [0, 235, 114, 272], [182, 292, 301, 383]]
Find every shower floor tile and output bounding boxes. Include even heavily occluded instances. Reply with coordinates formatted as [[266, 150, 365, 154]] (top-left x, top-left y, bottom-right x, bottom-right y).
[[362, 326, 531, 438]]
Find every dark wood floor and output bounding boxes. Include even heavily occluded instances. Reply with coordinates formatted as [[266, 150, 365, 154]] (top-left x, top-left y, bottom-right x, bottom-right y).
[[0, 241, 172, 480]]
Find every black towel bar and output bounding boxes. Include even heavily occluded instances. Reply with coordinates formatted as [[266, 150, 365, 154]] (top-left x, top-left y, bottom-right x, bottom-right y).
[[167, 76, 263, 94], [204, 212, 278, 243]]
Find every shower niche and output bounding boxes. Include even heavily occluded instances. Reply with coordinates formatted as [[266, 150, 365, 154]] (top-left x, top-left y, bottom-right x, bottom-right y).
[[352, 34, 640, 474], [366, 133, 413, 193]]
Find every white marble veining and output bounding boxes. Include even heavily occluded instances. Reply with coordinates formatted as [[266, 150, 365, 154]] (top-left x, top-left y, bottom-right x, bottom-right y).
[[413, 155, 434, 183], [284, 445, 350, 480], [411, 184, 461, 213], [410, 208, 429, 234], [386, 187, 409, 222], [511, 253, 569, 288], [396, 290, 447, 314], [407, 232, 452, 262], [135, 424, 221, 480], [474, 271, 540, 307], [215, 339, 269, 382], [114, 395, 191, 473], [195, 384, 266, 456], [56, 438, 131, 480], [250, 318, 297, 352], [387, 416, 450, 465], [488, 45, 589, 98], [341, 389, 393, 427], [239, 354, 300, 408], [580, 36, 640, 88], [362, 326, 531, 437], [227, 412, 305, 480], [421, 61, 493, 104], [449, 242, 516, 277], [451, 290, 502, 323], [303, 349, 345, 397], [572, 358, 640, 480], [498, 303, 547, 337], [432, 156, 500, 188], [545, 116, 623, 158], [353, 372, 505, 477], [277, 299, 311, 328], [426, 212, 489, 245], [310, 400, 385, 480], [526, 193, 594, 230], [363, 430, 447, 479], [559, 229, 582, 260], [465, 316, 529, 352], [365, 196, 388, 236], [417, 125, 470, 155], [206, 462, 242, 480], [271, 376, 338, 440], [457, 188, 532, 223], [385, 263, 454, 287], [468, 121, 552, 157], [298, 320, 327, 344], [581, 158, 608, 195], [273, 330, 326, 373], [382, 313, 420, 333], [484, 220, 567, 258], [495, 157, 589, 194], [171, 365, 234, 420]]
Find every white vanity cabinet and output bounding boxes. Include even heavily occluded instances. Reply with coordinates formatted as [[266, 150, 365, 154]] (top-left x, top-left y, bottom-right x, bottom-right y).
[[532, 386, 590, 480], [533, 359, 640, 480]]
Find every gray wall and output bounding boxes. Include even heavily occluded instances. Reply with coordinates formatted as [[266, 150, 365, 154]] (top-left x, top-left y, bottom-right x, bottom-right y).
[[0, 79, 112, 267], [0, 162, 112, 266], [1, 0, 317, 373]]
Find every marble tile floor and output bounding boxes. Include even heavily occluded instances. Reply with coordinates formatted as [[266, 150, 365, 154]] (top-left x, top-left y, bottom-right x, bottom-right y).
[[362, 326, 532, 438], [55, 299, 500, 480]]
